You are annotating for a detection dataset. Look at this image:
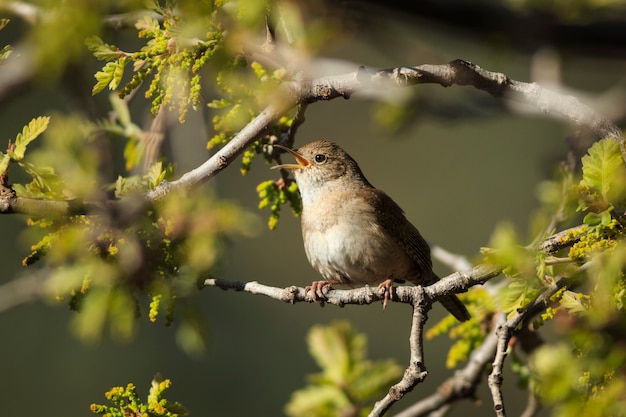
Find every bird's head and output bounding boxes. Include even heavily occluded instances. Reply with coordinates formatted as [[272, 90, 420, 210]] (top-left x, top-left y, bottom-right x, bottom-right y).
[[272, 140, 370, 188]]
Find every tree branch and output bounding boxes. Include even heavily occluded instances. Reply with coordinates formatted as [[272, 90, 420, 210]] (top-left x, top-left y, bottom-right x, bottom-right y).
[[369, 287, 429, 417], [534, 224, 585, 254], [487, 276, 570, 416], [145, 102, 290, 201], [393, 314, 505, 417], [205, 264, 502, 416], [1, 60, 621, 216], [0, 2, 161, 27], [203, 263, 502, 307], [0, 269, 47, 313], [204, 263, 573, 416]]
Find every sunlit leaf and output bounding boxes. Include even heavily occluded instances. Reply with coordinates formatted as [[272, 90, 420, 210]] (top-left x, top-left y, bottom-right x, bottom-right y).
[[0, 45, 11, 62], [498, 277, 543, 313], [287, 322, 401, 417], [559, 290, 588, 315], [93, 60, 127, 95], [13, 116, 50, 160], [0, 153, 9, 175], [85, 35, 122, 61], [109, 93, 132, 127], [285, 385, 350, 417], [580, 138, 626, 209], [307, 321, 365, 384]]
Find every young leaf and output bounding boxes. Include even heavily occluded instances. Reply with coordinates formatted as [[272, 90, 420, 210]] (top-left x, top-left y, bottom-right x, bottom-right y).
[[307, 321, 365, 384], [93, 62, 117, 95], [111, 58, 127, 90], [12, 116, 50, 160], [287, 321, 402, 417], [580, 138, 626, 208], [0, 45, 11, 62], [93, 59, 127, 95], [560, 290, 589, 315], [109, 94, 133, 128], [498, 277, 544, 314], [145, 162, 166, 189], [285, 385, 350, 417], [0, 153, 9, 175], [85, 35, 122, 61]]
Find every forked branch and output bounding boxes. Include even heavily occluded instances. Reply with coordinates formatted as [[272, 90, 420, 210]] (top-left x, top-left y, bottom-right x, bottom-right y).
[[2, 60, 620, 217]]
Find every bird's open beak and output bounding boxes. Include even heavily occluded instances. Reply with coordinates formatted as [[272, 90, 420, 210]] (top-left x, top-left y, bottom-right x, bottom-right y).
[[271, 145, 311, 170]]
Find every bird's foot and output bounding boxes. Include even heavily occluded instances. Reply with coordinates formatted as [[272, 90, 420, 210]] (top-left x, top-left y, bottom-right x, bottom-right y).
[[305, 280, 339, 306], [377, 278, 395, 310]]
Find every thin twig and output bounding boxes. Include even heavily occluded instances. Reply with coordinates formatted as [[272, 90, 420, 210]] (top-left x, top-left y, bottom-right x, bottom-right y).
[[519, 388, 541, 417], [535, 225, 586, 254], [369, 287, 430, 417], [487, 276, 569, 416], [431, 246, 473, 273], [393, 314, 506, 417], [0, 270, 47, 313]]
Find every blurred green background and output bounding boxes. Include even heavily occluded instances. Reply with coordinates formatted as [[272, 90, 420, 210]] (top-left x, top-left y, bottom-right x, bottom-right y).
[[1, 1, 625, 416]]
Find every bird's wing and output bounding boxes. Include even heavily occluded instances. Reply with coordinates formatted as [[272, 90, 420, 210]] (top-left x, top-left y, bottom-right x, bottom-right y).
[[367, 188, 433, 274]]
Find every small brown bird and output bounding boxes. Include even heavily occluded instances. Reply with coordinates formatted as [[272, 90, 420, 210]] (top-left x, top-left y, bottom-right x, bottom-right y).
[[273, 140, 470, 321]]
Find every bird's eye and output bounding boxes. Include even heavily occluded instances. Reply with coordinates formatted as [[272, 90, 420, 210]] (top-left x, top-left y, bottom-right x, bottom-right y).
[[314, 154, 327, 164]]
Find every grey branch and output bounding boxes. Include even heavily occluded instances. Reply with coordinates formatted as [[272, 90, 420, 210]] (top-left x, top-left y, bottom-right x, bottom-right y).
[[203, 264, 502, 307], [388, 277, 567, 417], [1, 60, 622, 216], [145, 102, 289, 201], [0, 269, 47, 313], [205, 264, 568, 416], [205, 264, 502, 417], [369, 288, 429, 417], [534, 225, 585, 254], [487, 276, 570, 417], [393, 314, 506, 417], [0, 2, 161, 27]]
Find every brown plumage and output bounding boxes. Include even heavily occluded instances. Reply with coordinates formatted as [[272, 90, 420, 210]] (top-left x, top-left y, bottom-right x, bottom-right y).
[[273, 140, 470, 321]]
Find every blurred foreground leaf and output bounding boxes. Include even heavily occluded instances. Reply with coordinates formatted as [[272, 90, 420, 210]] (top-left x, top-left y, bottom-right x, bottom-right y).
[[285, 321, 402, 417]]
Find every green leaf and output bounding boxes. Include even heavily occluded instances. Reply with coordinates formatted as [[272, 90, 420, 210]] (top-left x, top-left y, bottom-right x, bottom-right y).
[[498, 277, 544, 313], [92, 59, 126, 95], [93, 62, 116, 95], [207, 98, 230, 109], [134, 14, 161, 32], [285, 385, 350, 417], [15, 161, 63, 198], [583, 208, 614, 227], [85, 35, 122, 61], [145, 162, 166, 189], [580, 138, 626, 207], [123, 137, 145, 171], [287, 322, 402, 417], [111, 58, 126, 90], [349, 359, 402, 401], [307, 321, 365, 384], [109, 93, 132, 127], [0, 153, 9, 175], [0, 45, 12, 62], [483, 222, 535, 278], [13, 116, 50, 160], [560, 290, 589, 315]]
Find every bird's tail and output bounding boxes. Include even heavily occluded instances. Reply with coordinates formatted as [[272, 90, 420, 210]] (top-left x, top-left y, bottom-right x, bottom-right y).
[[439, 293, 471, 322], [418, 272, 471, 322]]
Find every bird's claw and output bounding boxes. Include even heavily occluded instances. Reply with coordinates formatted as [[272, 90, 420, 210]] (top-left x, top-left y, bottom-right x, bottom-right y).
[[377, 278, 395, 310], [305, 280, 333, 306]]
